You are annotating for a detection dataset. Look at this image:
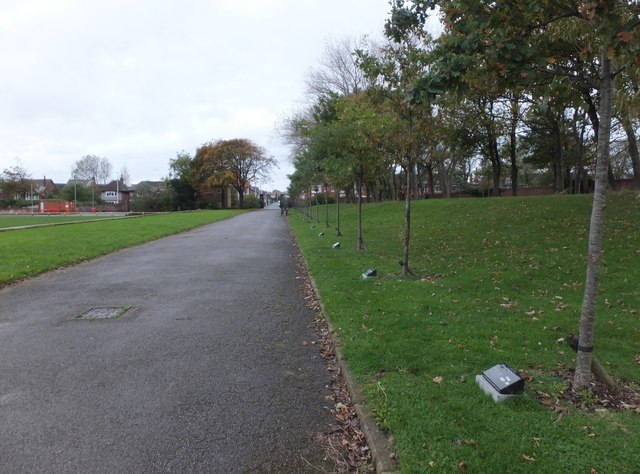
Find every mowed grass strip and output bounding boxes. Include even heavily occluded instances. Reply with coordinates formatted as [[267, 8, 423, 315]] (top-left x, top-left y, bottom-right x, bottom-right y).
[[290, 193, 640, 474], [0, 210, 247, 286], [0, 214, 110, 228]]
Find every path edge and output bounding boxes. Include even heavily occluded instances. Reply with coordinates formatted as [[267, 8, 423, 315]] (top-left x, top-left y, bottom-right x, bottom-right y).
[[291, 226, 399, 474]]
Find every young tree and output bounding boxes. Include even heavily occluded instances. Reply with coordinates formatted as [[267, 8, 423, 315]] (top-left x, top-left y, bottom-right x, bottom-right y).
[[71, 155, 113, 184], [330, 96, 388, 250], [358, 30, 436, 275]]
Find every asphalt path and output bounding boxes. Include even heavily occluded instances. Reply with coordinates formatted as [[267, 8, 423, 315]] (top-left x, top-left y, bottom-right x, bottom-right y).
[[0, 208, 335, 473]]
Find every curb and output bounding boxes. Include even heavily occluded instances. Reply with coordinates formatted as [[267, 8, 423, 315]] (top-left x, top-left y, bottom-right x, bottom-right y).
[[289, 218, 398, 473], [304, 272, 398, 473], [330, 327, 398, 474]]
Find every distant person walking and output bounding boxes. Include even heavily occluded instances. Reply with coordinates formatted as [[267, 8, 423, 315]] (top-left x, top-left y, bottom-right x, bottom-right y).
[[279, 194, 288, 216]]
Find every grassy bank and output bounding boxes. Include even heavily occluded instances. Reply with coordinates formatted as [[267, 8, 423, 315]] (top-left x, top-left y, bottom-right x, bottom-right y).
[[290, 193, 639, 473], [0, 210, 246, 286]]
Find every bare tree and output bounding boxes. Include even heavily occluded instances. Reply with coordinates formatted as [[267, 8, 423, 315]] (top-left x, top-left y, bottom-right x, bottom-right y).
[[304, 36, 374, 99], [1, 158, 32, 198], [71, 155, 113, 184], [118, 166, 131, 186]]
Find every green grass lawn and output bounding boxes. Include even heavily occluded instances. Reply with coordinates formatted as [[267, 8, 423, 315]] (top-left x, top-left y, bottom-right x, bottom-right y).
[[290, 193, 640, 473], [0, 210, 247, 286], [0, 214, 111, 228]]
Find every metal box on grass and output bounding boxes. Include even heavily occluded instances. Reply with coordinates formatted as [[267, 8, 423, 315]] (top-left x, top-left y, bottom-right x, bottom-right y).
[[476, 363, 524, 403]]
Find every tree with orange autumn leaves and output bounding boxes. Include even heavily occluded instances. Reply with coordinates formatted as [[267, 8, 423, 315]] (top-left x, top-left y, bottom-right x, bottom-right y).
[[194, 138, 276, 208]]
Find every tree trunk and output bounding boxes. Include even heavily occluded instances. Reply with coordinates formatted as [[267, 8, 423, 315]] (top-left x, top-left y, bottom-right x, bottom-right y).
[[324, 183, 330, 228], [573, 52, 613, 392], [357, 165, 365, 250], [572, 112, 589, 194], [490, 136, 501, 196], [552, 121, 564, 192], [391, 165, 399, 200], [510, 98, 519, 196], [622, 116, 640, 190], [439, 160, 451, 198], [402, 165, 413, 277], [426, 163, 435, 195], [335, 187, 342, 236], [585, 93, 616, 190], [566, 334, 615, 386]]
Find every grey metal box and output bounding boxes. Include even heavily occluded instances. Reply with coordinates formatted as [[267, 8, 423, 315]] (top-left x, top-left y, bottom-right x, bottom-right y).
[[481, 363, 524, 395]]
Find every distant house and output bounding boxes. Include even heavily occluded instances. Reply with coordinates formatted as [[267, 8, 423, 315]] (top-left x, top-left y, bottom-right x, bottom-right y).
[[131, 181, 167, 193], [98, 178, 131, 206], [65, 179, 96, 197], [66, 178, 94, 188], [3, 178, 57, 201]]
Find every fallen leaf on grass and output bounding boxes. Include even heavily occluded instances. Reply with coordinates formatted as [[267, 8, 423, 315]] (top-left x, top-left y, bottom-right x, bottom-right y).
[[539, 397, 568, 421], [522, 454, 536, 462], [433, 376, 444, 384], [458, 460, 466, 471]]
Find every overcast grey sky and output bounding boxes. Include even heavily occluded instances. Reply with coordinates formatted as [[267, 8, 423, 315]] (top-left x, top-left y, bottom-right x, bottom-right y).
[[0, 0, 402, 191]]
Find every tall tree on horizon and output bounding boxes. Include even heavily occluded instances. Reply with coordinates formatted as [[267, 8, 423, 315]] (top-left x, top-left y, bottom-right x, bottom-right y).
[[71, 155, 113, 184], [194, 139, 276, 209]]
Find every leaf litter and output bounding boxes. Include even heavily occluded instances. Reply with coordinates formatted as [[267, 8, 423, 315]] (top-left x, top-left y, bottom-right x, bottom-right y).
[[293, 236, 375, 473]]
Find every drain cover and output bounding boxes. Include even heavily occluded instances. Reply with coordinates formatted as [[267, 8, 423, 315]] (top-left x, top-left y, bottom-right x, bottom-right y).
[[75, 306, 131, 320]]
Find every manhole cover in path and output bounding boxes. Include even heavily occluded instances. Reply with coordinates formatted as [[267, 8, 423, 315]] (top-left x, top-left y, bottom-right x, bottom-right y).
[[75, 306, 131, 320]]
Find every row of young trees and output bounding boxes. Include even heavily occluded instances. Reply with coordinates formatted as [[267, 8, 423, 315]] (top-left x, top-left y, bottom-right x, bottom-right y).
[[285, 8, 639, 203], [282, 2, 639, 391]]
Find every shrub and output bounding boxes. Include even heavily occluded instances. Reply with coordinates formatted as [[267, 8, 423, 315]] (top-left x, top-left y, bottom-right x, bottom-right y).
[[314, 193, 335, 205], [198, 200, 220, 210], [241, 195, 261, 209]]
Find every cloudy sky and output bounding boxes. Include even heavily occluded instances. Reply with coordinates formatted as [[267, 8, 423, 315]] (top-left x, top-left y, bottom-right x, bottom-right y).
[[0, 0, 407, 191]]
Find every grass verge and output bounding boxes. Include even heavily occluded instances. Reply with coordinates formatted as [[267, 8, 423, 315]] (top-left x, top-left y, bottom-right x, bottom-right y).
[[0, 210, 246, 287], [289, 193, 639, 473]]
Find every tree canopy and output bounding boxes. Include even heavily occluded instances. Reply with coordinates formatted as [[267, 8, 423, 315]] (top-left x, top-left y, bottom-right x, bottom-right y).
[[193, 138, 276, 208], [71, 155, 113, 184], [282, 1, 639, 392]]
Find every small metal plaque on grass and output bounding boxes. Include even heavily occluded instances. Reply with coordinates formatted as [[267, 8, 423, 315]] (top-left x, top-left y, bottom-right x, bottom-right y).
[[75, 306, 131, 320]]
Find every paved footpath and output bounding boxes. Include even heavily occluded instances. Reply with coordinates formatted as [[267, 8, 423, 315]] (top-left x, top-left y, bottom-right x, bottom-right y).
[[0, 209, 335, 473]]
